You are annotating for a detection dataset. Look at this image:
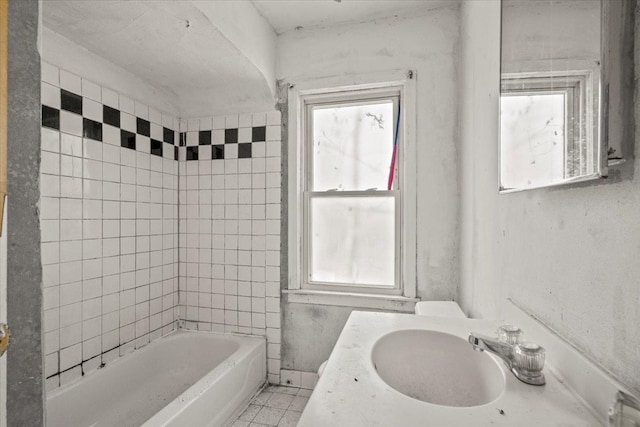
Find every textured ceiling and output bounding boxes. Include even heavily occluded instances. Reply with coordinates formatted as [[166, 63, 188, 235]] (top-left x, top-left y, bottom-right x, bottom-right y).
[[42, 0, 276, 116], [251, 0, 450, 34]]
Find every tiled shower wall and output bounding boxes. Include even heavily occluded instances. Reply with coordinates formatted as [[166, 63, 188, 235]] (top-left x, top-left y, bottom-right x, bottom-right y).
[[39, 62, 283, 388], [39, 63, 180, 390], [177, 113, 282, 384]]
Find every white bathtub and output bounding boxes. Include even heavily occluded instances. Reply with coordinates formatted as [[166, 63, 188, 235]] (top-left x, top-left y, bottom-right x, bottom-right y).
[[46, 330, 266, 427]]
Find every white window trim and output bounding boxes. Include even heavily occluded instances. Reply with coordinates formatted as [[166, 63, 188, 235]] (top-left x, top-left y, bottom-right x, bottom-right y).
[[286, 70, 418, 311]]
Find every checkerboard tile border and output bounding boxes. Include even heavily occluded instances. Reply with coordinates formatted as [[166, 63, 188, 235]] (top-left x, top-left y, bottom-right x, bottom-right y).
[[42, 84, 180, 161], [177, 124, 273, 161], [42, 86, 277, 162]]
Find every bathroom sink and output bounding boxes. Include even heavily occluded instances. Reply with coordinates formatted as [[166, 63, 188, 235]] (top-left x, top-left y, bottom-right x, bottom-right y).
[[371, 329, 505, 407]]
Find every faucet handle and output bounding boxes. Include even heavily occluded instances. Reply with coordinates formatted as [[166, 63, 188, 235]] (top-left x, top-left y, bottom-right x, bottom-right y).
[[497, 324, 523, 345], [514, 342, 545, 376]]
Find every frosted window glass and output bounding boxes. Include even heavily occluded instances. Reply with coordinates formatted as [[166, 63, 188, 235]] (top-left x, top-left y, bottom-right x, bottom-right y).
[[500, 93, 566, 189], [309, 196, 395, 287], [312, 101, 394, 191]]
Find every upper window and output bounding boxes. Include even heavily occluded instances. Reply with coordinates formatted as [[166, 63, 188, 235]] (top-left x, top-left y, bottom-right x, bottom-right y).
[[304, 90, 400, 293]]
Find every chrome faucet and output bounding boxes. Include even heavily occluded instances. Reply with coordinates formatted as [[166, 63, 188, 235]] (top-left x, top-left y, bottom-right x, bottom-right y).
[[468, 332, 546, 386]]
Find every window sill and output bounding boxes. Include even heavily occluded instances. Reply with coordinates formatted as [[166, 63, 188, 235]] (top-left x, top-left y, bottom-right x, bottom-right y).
[[283, 289, 418, 312]]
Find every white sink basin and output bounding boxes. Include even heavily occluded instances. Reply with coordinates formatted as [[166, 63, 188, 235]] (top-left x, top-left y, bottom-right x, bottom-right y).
[[372, 329, 505, 407]]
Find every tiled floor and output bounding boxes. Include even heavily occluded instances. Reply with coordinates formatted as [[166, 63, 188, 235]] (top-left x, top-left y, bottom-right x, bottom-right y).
[[231, 385, 312, 427]]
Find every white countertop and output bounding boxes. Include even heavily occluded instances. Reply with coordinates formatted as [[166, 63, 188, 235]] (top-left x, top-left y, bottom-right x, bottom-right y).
[[298, 311, 602, 427]]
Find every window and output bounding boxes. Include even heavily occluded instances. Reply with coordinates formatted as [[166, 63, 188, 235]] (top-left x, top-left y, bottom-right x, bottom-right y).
[[306, 91, 400, 293], [500, 71, 599, 191], [287, 72, 417, 309]]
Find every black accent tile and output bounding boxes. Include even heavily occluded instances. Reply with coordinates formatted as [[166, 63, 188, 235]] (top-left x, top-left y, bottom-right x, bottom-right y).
[[121, 129, 136, 150], [137, 118, 150, 137], [199, 130, 211, 145], [83, 118, 103, 141], [252, 126, 266, 142], [60, 89, 82, 115], [163, 127, 175, 144], [225, 128, 238, 144], [212, 144, 225, 160], [103, 105, 120, 128], [42, 106, 60, 130], [238, 143, 252, 159], [151, 139, 163, 157], [174, 146, 178, 161], [179, 132, 186, 147], [186, 146, 199, 161]]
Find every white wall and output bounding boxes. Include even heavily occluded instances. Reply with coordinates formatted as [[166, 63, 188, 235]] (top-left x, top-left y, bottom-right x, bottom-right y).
[[459, 0, 640, 394], [277, 3, 461, 371], [42, 28, 178, 117]]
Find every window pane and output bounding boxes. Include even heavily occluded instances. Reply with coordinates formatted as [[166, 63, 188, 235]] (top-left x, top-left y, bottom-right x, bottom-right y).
[[312, 101, 394, 191], [500, 93, 566, 189], [309, 196, 395, 287]]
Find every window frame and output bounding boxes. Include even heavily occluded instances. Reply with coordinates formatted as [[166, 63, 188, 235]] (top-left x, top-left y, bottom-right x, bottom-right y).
[[286, 70, 417, 310]]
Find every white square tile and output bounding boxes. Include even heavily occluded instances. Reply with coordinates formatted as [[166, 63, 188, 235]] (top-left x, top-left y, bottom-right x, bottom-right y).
[[225, 115, 239, 128], [83, 219, 103, 239], [135, 101, 149, 120], [83, 179, 103, 200], [59, 240, 82, 263], [149, 108, 162, 125], [103, 144, 120, 164], [41, 151, 60, 175], [212, 129, 224, 145], [161, 113, 174, 129], [199, 145, 212, 160], [40, 219, 60, 242], [120, 95, 135, 115], [266, 111, 281, 126], [81, 79, 101, 102], [102, 87, 119, 109], [42, 128, 60, 153], [103, 124, 120, 146], [252, 112, 267, 127], [137, 135, 151, 153], [42, 83, 60, 109], [42, 242, 60, 265], [226, 144, 238, 159], [151, 123, 163, 141], [82, 239, 102, 260], [60, 198, 82, 219], [60, 154, 83, 178], [59, 323, 82, 348], [59, 69, 81, 94], [238, 114, 252, 128], [61, 133, 82, 157], [199, 116, 212, 130], [238, 127, 251, 143], [121, 112, 136, 133], [186, 131, 198, 147], [42, 62, 59, 86], [83, 159, 102, 181], [212, 115, 226, 130], [121, 148, 136, 167], [60, 111, 82, 136], [266, 125, 280, 141]]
